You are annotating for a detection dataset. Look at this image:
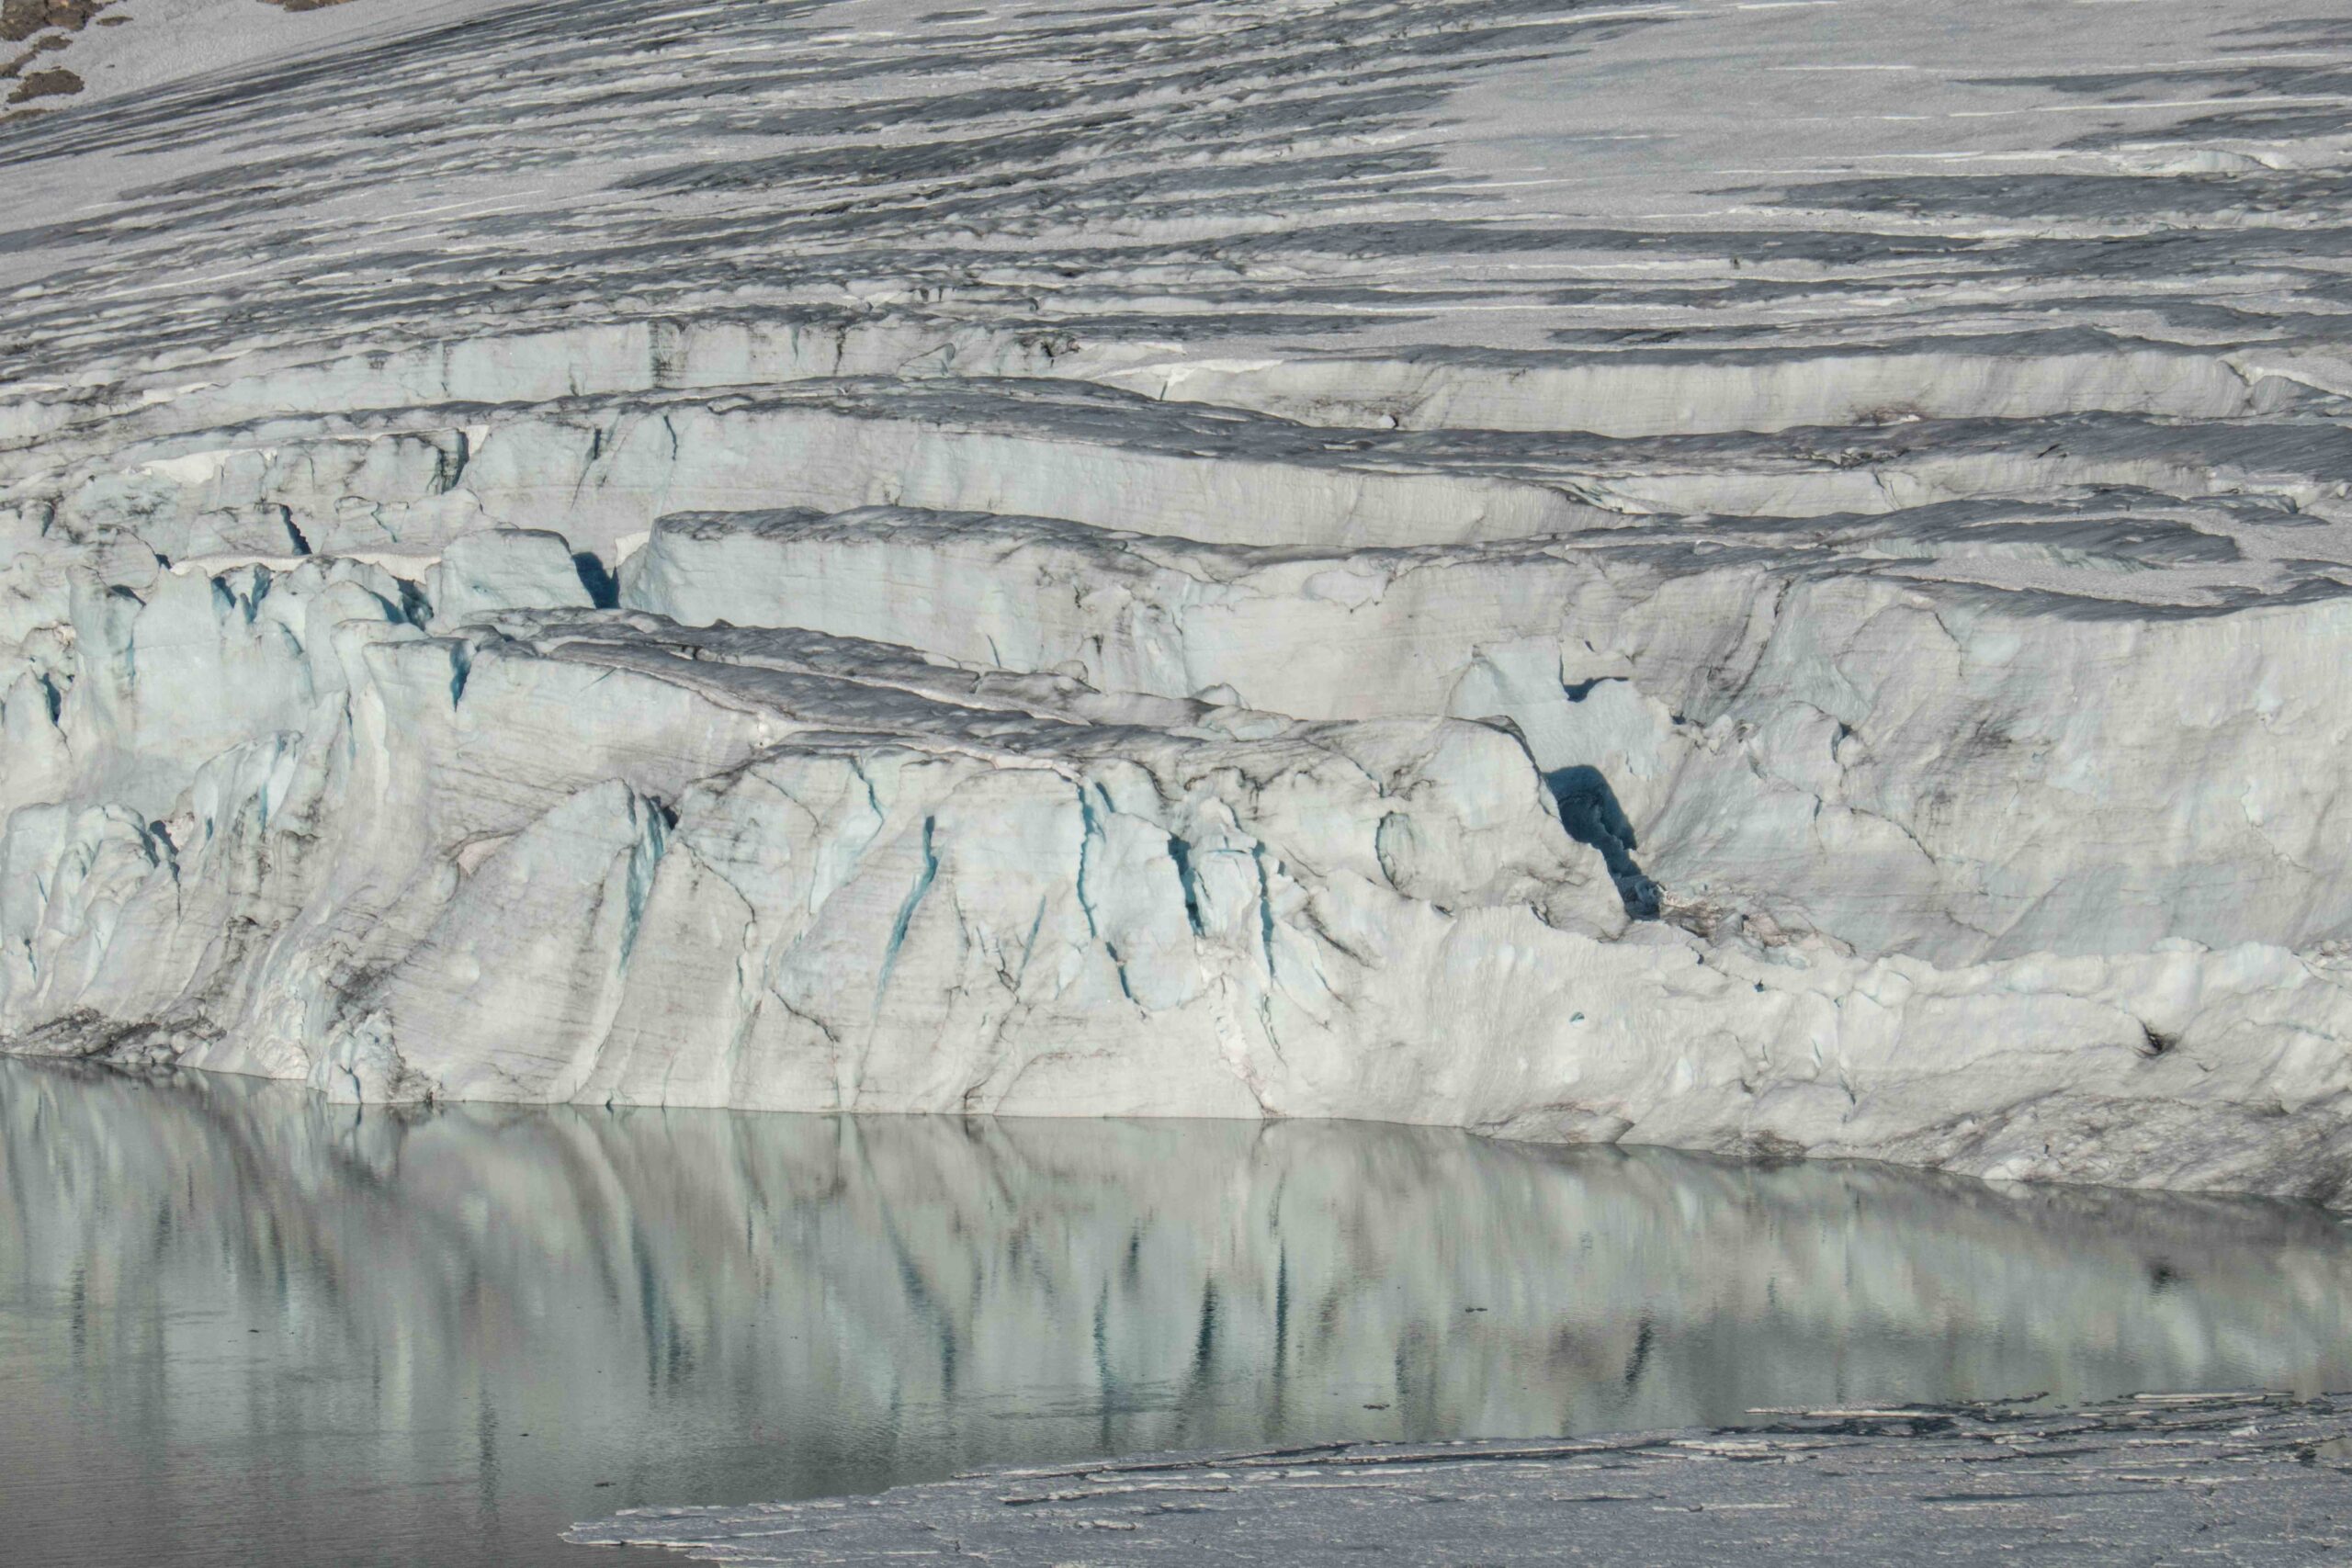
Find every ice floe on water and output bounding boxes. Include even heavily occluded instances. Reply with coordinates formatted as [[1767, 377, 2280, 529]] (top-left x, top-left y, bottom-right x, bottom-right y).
[[571, 1393, 2352, 1566]]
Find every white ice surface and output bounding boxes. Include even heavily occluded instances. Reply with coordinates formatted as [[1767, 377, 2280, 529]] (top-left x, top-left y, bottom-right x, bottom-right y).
[[5, 0, 2352, 1201], [30, 0, 525, 111]]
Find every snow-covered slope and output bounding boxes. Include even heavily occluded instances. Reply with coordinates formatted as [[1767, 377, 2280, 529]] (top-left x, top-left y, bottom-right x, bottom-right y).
[[6, 0, 2352, 1201]]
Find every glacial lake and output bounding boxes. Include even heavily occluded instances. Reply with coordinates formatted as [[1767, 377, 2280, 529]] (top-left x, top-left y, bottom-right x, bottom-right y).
[[7, 1058, 2352, 1567]]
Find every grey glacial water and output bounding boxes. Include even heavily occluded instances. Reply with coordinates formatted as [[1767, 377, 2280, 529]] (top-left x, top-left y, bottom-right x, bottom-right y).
[[6, 1056, 2352, 1568]]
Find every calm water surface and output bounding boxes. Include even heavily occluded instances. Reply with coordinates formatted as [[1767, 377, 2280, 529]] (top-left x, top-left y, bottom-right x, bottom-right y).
[[7, 1057, 2352, 1566]]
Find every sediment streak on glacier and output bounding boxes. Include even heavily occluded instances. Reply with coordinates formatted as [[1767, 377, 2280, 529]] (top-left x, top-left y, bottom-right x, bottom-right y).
[[6, 0, 2352, 1201]]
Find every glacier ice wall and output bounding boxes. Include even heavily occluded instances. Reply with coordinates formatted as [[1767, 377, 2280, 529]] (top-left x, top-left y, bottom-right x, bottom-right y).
[[7, 0, 2352, 1200]]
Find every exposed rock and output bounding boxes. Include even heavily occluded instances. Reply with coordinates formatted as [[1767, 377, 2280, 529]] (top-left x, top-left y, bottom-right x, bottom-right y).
[[0, 0, 105, 44], [6, 63, 76, 98]]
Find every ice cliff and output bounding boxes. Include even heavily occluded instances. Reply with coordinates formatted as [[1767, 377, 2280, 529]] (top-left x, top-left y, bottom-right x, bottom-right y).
[[7, 0, 2352, 1200]]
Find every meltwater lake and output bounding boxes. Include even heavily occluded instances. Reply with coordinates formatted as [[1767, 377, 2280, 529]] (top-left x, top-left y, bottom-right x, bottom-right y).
[[7, 1056, 2352, 1567]]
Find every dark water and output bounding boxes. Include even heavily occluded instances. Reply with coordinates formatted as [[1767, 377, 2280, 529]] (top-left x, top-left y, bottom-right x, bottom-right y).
[[7, 1058, 2352, 1566]]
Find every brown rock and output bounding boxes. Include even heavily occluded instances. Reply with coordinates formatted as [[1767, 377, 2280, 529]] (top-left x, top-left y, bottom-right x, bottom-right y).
[[7, 65, 80, 101], [0, 1, 106, 44]]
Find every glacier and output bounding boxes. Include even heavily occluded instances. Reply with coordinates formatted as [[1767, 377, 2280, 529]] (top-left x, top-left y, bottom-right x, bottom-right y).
[[6, 0, 2352, 1200]]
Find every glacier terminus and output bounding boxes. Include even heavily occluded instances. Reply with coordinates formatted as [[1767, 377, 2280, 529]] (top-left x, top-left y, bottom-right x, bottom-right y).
[[6, 0, 2352, 1205]]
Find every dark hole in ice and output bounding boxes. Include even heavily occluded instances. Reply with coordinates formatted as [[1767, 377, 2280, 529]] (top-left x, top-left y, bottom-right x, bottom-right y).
[[1544, 764, 1658, 920], [573, 551, 619, 609]]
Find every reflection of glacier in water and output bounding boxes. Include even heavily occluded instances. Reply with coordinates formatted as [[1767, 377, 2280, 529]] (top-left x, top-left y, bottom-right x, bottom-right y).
[[8, 1059, 2352, 1567]]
